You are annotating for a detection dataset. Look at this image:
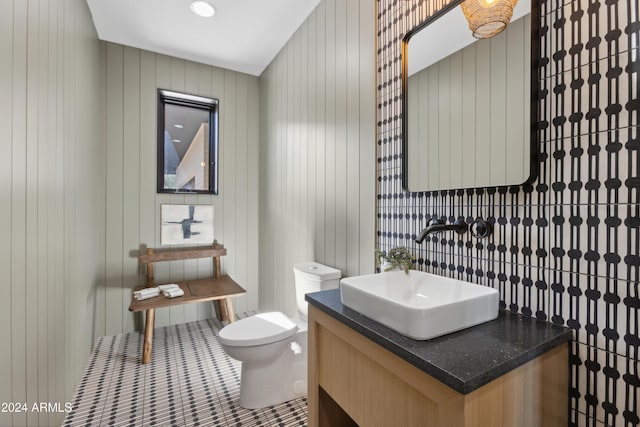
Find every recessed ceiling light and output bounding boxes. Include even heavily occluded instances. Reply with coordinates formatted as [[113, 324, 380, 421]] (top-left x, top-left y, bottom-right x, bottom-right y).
[[173, 139, 182, 143], [174, 124, 184, 129], [190, 1, 215, 18]]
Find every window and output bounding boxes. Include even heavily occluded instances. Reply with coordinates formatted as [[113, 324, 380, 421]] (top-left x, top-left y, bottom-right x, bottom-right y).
[[157, 89, 219, 194]]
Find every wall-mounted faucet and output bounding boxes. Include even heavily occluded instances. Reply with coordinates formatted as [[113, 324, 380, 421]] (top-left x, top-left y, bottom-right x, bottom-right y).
[[415, 218, 468, 244]]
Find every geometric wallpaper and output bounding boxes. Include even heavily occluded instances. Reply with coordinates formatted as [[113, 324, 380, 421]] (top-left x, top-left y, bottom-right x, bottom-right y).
[[375, 0, 639, 425]]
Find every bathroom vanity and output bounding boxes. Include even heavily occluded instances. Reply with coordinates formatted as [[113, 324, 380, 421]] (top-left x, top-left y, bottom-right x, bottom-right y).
[[306, 289, 571, 427]]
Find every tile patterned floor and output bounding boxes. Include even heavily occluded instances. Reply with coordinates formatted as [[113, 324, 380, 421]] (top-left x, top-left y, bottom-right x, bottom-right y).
[[63, 314, 308, 426]]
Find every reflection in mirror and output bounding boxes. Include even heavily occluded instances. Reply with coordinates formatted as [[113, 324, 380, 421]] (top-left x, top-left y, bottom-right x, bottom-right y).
[[402, 0, 537, 192], [157, 89, 219, 194]]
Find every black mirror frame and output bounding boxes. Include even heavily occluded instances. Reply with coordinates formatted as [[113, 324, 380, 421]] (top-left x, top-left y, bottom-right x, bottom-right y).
[[157, 89, 219, 195], [400, 0, 540, 192]]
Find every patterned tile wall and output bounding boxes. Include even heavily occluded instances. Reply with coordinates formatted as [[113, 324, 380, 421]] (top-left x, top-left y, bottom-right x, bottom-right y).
[[375, 0, 639, 425]]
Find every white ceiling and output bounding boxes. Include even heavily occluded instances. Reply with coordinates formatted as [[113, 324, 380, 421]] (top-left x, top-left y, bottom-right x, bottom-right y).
[[86, 0, 321, 76]]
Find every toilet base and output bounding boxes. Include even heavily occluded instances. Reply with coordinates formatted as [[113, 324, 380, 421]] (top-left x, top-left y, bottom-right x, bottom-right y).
[[238, 330, 308, 409]]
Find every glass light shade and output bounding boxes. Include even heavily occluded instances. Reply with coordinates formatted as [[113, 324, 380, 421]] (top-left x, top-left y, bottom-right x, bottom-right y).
[[461, 0, 519, 39]]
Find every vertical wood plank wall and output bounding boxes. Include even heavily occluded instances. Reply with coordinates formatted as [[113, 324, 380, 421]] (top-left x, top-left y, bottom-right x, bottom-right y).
[[1, 0, 374, 424], [101, 44, 261, 335], [258, 0, 376, 316], [0, 1, 106, 426]]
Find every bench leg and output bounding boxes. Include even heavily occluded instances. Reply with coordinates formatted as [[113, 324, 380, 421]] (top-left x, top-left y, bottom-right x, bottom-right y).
[[217, 300, 229, 322], [142, 308, 155, 364], [225, 298, 236, 323]]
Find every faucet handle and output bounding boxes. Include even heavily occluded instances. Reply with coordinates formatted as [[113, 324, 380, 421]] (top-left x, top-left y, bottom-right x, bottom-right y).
[[470, 219, 493, 238]]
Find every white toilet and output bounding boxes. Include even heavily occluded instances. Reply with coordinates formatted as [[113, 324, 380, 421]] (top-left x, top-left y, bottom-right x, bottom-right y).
[[217, 262, 341, 409]]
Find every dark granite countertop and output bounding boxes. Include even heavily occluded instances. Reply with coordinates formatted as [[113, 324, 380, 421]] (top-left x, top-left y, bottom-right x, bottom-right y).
[[306, 288, 571, 395]]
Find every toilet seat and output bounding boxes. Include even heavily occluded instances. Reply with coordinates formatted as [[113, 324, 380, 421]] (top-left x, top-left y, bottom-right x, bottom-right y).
[[218, 312, 298, 347]]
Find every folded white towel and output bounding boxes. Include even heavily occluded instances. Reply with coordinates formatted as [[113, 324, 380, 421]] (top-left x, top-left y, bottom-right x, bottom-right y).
[[133, 287, 160, 300], [162, 288, 184, 298], [134, 287, 158, 296], [158, 284, 181, 292]]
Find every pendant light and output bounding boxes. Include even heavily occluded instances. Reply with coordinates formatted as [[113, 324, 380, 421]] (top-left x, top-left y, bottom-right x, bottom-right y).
[[460, 0, 519, 39]]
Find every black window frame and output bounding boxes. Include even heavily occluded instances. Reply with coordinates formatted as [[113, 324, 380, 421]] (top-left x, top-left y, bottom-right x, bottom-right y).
[[157, 89, 219, 195]]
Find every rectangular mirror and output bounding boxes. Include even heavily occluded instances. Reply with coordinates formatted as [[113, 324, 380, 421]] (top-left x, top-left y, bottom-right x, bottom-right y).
[[157, 89, 219, 194], [402, 0, 538, 192]]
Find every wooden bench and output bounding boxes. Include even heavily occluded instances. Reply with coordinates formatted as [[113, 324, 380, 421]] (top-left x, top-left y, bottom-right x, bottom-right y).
[[128, 243, 246, 364]]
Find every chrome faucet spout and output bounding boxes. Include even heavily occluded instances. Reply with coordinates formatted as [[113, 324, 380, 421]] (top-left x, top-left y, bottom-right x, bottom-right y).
[[415, 218, 467, 244]]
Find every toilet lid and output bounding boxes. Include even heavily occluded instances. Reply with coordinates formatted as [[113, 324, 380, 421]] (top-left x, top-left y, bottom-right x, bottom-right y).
[[218, 312, 298, 347], [293, 262, 342, 281]]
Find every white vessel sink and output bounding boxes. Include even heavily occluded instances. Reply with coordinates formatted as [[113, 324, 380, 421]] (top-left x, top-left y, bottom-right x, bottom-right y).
[[340, 270, 499, 340]]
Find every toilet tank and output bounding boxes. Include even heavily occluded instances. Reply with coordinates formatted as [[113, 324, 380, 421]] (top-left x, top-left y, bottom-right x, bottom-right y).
[[293, 262, 342, 320]]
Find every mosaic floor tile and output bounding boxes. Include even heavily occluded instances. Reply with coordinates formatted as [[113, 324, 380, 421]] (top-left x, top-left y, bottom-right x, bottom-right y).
[[64, 315, 307, 426]]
